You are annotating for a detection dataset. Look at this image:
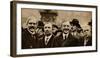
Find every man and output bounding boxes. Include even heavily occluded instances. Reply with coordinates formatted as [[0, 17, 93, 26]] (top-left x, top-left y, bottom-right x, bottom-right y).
[[36, 21, 44, 38], [22, 16, 39, 49], [52, 24, 59, 36], [39, 23, 55, 48], [83, 21, 92, 46], [70, 19, 82, 37], [70, 19, 84, 46], [53, 21, 79, 47]]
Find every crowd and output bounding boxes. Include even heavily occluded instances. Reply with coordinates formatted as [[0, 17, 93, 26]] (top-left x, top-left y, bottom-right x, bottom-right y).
[[22, 16, 92, 49]]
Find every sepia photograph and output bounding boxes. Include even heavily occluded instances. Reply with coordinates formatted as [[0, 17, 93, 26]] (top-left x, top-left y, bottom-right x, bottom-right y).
[[21, 9, 92, 49], [10, 1, 97, 57]]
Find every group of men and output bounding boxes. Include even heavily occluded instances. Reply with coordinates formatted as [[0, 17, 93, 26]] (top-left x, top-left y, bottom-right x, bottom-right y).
[[22, 16, 92, 49]]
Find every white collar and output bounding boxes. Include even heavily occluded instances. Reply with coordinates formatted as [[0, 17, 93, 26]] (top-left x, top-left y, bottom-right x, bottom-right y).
[[45, 35, 52, 40], [45, 35, 52, 45], [63, 33, 69, 40]]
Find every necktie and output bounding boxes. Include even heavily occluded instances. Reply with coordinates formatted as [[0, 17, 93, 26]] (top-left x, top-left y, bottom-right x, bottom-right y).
[[45, 38, 48, 45], [65, 34, 67, 40], [62, 34, 67, 46]]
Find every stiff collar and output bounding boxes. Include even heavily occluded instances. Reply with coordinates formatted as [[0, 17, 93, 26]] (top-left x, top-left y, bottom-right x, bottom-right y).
[[63, 33, 69, 40]]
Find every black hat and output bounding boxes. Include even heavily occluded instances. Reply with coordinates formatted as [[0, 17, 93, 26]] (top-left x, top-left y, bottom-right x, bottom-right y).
[[88, 21, 92, 26], [52, 24, 58, 29], [70, 19, 81, 28], [70, 19, 79, 25], [37, 21, 44, 28], [76, 24, 81, 28]]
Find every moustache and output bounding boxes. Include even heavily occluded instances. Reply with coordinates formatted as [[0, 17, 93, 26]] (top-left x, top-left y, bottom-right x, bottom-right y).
[[29, 26, 35, 29], [45, 30, 49, 32], [63, 28, 69, 31]]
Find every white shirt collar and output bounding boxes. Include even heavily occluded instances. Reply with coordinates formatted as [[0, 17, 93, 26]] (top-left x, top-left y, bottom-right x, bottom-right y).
[[45, 35, 52, 44], [45, 35, 52, 39], [63, 33, 69, 40]]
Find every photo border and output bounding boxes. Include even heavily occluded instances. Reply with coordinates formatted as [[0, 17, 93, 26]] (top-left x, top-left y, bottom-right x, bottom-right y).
[[10, 1, 98, 57]]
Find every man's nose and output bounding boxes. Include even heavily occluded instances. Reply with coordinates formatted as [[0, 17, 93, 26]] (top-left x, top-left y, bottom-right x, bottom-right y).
[[71, 27, 73, 29], [31, 24, 35, 26], [64, 26, 68, 28], [46, 28, 49, 30]]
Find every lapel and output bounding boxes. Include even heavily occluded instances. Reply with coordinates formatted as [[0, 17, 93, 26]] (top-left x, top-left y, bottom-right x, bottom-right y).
[[62, 33, 72, 46], [44, 35, 54, 46], [61, 33, 71, 41], [60, 33, 64, 40], [47, 35, 54, 45], [67, 33, 72, 39], [25, 29, 37, 41], [66, 33, 74, 42], [42, 35, 45, 45]]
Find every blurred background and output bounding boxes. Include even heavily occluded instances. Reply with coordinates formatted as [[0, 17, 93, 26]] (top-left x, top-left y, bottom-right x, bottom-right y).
[[21, 8, 92, 29]]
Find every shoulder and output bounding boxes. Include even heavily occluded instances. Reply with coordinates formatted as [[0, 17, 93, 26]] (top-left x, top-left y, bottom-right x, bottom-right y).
[[68, 33, 79, 41], [22, 28, 28, 33], [53, 33, 63, 41], [38, 34, 45, 40]]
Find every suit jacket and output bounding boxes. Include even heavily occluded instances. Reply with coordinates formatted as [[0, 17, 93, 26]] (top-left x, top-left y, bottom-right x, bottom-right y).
[[22, 28, 39, 49], [53, 33, 79, 47], [78, 35, 92, 46], [84, 36, 92, 46], [38, 34, 55, 48], [86, 38, 92, 46]]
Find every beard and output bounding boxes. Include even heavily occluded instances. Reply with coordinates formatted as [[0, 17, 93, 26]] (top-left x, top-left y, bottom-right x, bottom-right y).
[[44, 30, 51, 36], [28, 26, 36, 32], [29, 26, 35, 29]]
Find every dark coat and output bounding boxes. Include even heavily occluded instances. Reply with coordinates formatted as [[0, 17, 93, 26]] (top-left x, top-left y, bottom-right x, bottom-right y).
[[53, 33, 80, 47], [77, 35, 92, 46], [86, 37, 92, 46], [84, 36, 92, 46], [22, 29, 39, 49], [38, 35, 55, 48], [87, 36, 92, 46]]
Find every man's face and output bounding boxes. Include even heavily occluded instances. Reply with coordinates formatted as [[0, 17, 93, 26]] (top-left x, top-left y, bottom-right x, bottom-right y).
[[83, 26, 91, 37], [62, 22, 71, 34], [27, 19, 37, 33], [71, 25, 77, 32], [44, 23, 52, 36], [52, 27, 58, 34]]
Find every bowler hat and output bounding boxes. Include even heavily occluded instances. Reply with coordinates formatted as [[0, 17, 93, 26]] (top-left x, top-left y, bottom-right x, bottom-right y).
[[70, 19, 81, 28]]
